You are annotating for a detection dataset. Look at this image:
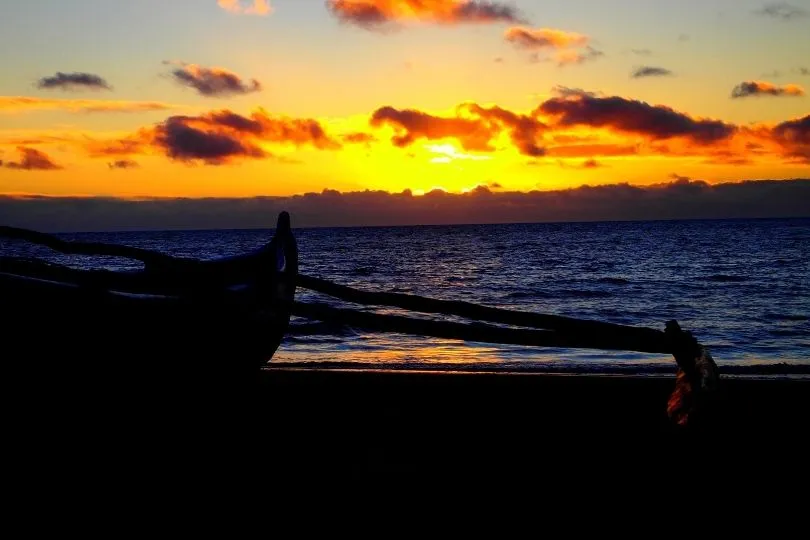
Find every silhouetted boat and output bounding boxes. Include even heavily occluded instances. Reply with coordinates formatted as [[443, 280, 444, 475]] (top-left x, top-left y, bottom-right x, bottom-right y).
[[0, 212, 298, 375]]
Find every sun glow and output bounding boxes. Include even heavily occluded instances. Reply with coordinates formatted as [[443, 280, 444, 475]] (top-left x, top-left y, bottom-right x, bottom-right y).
[[426, 143, 494, 163]]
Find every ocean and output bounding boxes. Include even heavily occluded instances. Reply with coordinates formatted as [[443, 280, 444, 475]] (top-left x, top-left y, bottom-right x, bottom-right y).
[[4, 218, 809, 374]]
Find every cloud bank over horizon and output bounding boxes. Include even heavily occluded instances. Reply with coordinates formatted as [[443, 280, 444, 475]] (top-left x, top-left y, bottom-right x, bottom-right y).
[[2, 178, 807, 232]]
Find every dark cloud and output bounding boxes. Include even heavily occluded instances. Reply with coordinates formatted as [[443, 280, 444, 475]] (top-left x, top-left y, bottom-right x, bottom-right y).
[[326, 0, 526, 30], [342, 132, 378, 144], [771, 114, 810, 163], [85, 137, 150, 158], [3, 147, 63, 171], [774, 115, 810, 143], [550, 86, 602, 98], [83, 109, 342, 165], [556, 158, 606, 169], [370, 103, 546, 156], [754, 2, 808, 20], [153, 117, 266, 164], [108, 159, 140, 170], [581, 158, 603, 169], [36, 72, 111, 91], [2, 179, 807, 232], [452, 1, 525, 23], [168, 63, 262, 97], [731, 80, 805, 98], [538, 91, 736, 144], [631, 66, 674, 78], [153, 110, 339, 164], [370, 106, 497, 152], [795, 67, 810, 76], [459, 103, 547, 156]]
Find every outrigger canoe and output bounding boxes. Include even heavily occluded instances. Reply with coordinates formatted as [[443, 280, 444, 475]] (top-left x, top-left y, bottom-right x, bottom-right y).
[[0, 211, 298, 376]]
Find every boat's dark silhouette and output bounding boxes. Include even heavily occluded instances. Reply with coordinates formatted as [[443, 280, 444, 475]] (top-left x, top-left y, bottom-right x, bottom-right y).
[[1, 211, 297, 370]]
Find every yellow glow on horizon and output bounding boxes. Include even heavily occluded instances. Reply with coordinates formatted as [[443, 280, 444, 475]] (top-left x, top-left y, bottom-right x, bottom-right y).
[[2, 100, 808, 199]]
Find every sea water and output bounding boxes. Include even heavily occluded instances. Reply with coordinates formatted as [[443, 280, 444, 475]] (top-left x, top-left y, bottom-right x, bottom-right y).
[[4, 218, 808, 374]]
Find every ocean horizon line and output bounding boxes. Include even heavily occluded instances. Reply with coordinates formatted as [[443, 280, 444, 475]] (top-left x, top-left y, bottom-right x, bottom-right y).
[[28, 214, 810, 236]]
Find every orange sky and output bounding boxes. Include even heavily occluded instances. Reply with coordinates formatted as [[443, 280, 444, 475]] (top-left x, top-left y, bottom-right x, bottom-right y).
[[1, 0, 808, 201]]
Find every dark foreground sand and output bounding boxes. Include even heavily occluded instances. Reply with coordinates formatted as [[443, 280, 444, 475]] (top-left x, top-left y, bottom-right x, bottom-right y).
[[6, 366, 810, 498], [257, 368, 810, 464]]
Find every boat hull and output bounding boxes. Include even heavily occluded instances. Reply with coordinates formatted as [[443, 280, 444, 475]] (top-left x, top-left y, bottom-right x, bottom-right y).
[[1, 271, 293, 373]]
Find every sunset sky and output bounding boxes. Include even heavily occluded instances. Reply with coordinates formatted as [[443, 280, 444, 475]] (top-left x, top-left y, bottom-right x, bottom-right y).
[[1, 0, 808, 228]]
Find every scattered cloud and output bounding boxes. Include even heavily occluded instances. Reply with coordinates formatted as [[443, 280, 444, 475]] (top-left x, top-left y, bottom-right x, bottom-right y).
[[370, 106, 496, 152], [731, 80, 805, 98], [581, 158, 604, 168], [556, 158, 606, 169], [0, 96, 178, 114], [342, 132, 377, 144], [796, 67, 810, 76], [36, 72, 111, 91], [539, 89, 736, 144], [504, 26, 601, 67], [631, 66, 674, 78], [217, 0, 272, 16], [754, 2, 808, 20], [167, 62, 262, 97], [3, 179, 808, 232], [630, 48, 652, 56], [369, 102, 547, 156], [108, 159, 140, 170], [83, 109, 342, 165], [2, 147, 63, 171], [504, 27, 588, 49], [771, 114, 810, 164], [554, 46, 604, 67], [326, 0, 526, 30], [550, 86, 602, 99], [8, 87, 808, 170]]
